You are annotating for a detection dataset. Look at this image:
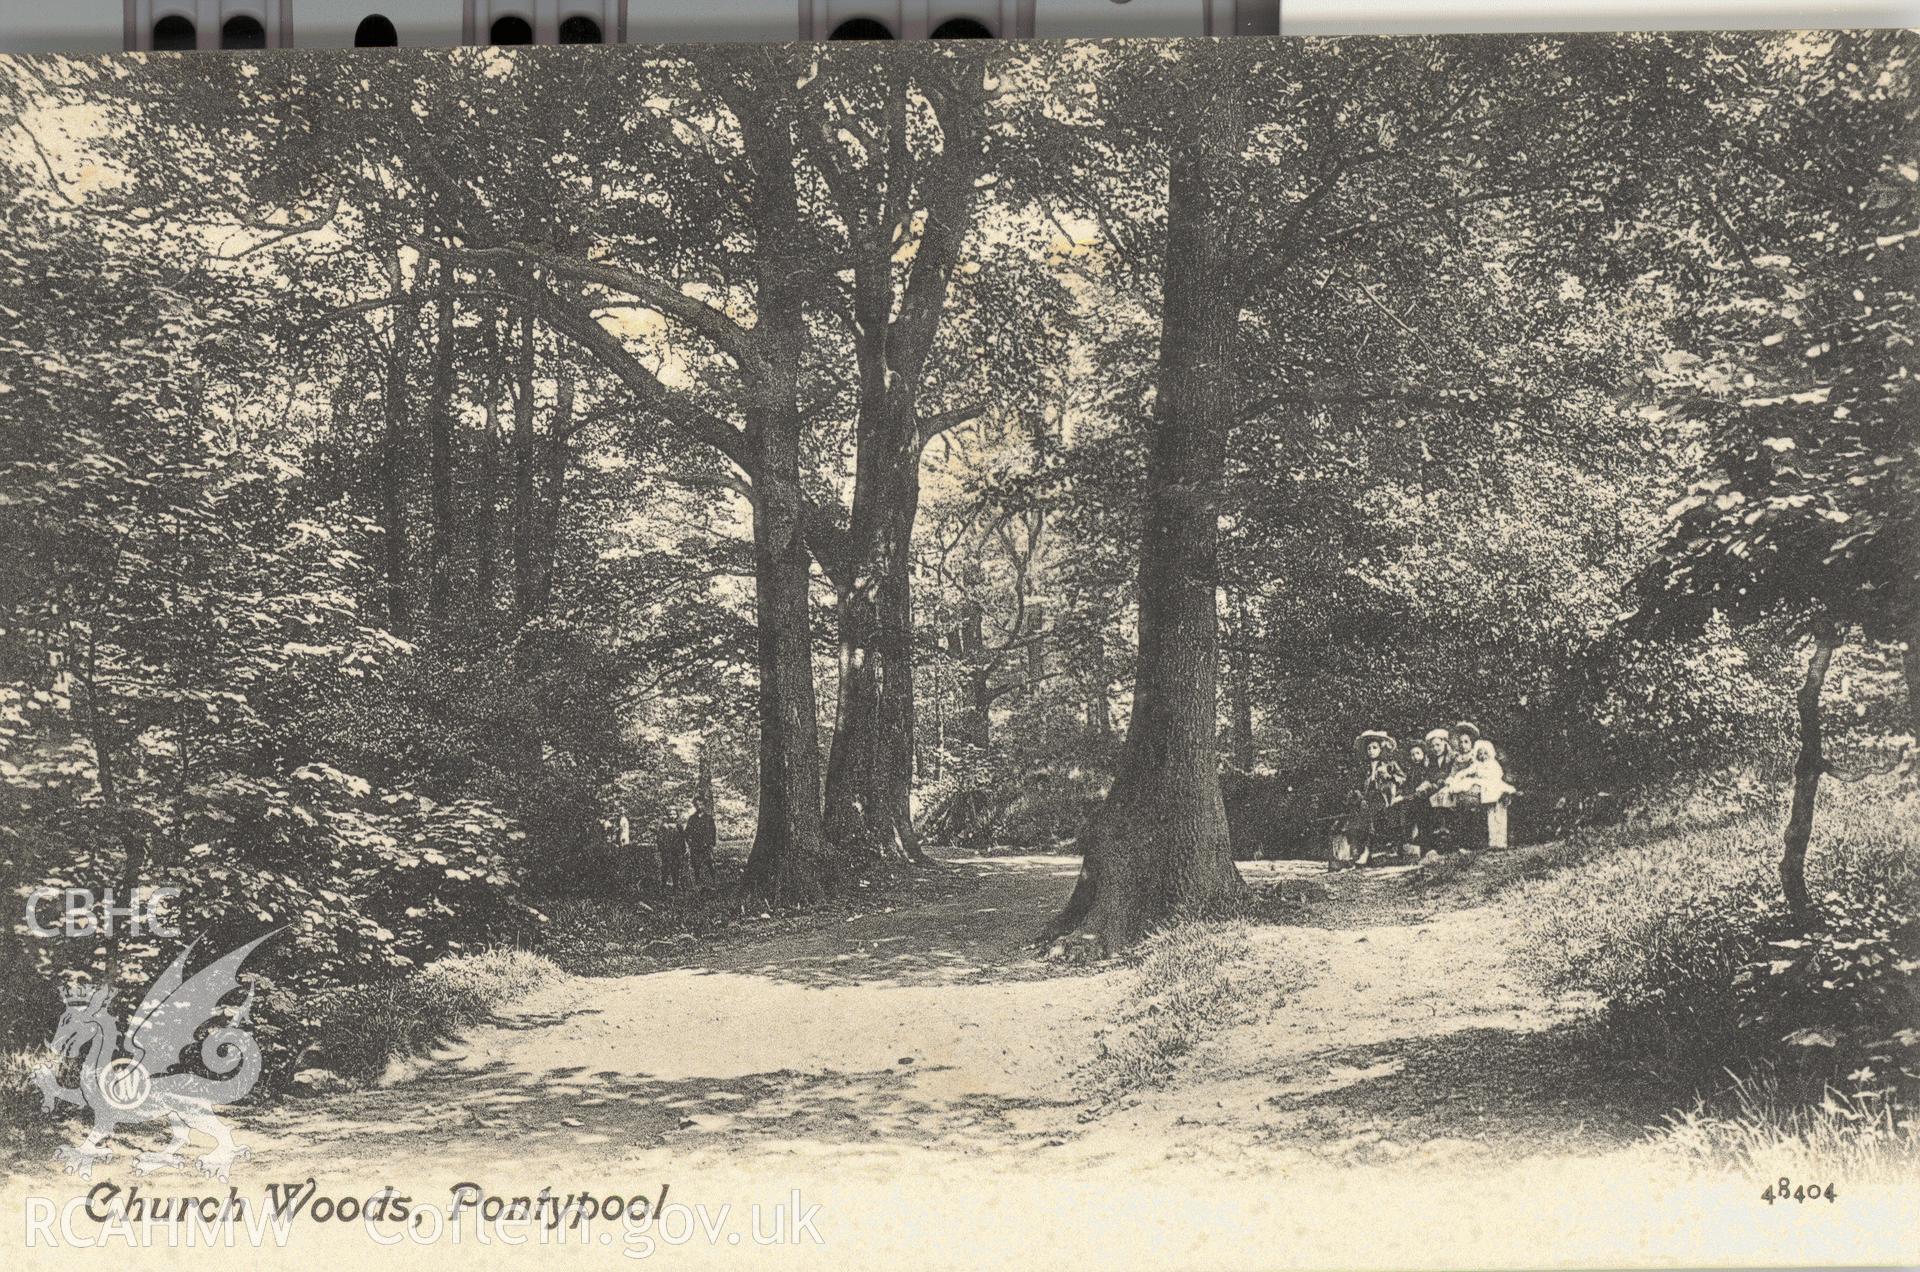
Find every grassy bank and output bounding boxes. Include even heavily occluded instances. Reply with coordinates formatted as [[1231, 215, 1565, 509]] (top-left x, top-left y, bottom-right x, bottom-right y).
[[1508, 774, 1919, 1177], [1084, 919, 1293, 1108], [296, 946, 565, 1085]]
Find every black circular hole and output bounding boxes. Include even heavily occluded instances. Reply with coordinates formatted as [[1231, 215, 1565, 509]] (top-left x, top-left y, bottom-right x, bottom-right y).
[[829, 17, 894, 39], [558, 15, 603, 43], [931, 17, 994, 37], [354, 14, 398, 46], [220, 15, 266, 50], [489, 15, 534, 45], [152, 14, 196, 51]]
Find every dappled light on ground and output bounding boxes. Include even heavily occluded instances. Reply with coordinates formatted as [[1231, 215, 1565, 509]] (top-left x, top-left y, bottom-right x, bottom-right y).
[[10, 846, 1914, 1268]]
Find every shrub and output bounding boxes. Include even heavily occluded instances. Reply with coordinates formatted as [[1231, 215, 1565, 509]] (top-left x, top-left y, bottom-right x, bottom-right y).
[[0, 1047, 54, 1152], [295, 947, 562, 1084], [0, 783, 545, 1086]]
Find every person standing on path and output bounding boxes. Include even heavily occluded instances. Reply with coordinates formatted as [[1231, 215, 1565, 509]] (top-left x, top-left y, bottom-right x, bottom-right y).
[[685, 798, 717, 886], [657, 813, 687, 890]]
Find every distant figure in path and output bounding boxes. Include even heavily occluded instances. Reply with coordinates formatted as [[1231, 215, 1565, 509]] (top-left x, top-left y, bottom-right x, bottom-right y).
[[657, 814, 687, 890], [684, 799, 717, 886], [616, 811, 634, 886]]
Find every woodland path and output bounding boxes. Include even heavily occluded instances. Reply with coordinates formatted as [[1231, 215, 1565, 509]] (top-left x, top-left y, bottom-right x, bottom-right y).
[[13, 850, 1910, 1269], [234, 848, 1650, 1180]]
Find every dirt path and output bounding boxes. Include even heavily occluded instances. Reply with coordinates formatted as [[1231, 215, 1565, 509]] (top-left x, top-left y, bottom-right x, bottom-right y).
[[239, 853, 1116, 1175], [1100, 857, 1664, 1173], [11, 851, 1913, 1269], [227, 850, 1643, 1180]]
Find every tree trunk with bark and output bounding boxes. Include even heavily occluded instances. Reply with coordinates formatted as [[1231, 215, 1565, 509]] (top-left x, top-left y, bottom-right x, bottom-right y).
[[814, 57, 983, 864], [1049, 65, 1249, 952], [733, 95, 841, 906], [425, 289, 458, 623], [379, 301, 417, 636], [511, 309, 538, 622], [822, 459, 923, 860], [824, 579, 882, 843], [1783, 620, 1839, 925], [474, 312, 503, 614], [741, 467, 837, 906]]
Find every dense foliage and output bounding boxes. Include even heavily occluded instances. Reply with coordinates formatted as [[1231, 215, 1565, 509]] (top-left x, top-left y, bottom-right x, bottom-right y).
[[0, 34, 1912, 1068]]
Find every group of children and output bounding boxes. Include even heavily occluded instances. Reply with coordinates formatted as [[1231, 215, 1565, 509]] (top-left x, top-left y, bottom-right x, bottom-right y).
[[1338, 720, 1517, 866]]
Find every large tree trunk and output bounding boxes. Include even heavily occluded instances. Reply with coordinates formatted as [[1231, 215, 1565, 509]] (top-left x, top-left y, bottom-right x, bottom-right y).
[[815, 57, 983, 864], [731, 97, 840, 905], [1783, 620, 1839, 925], [816, 310, 923, 862], [822, 462, 922, 860], [425, 290, 458, 623], [1049, 69, 1249, 952], [824, 580, 882, 845], [740, 472, 837, 906]]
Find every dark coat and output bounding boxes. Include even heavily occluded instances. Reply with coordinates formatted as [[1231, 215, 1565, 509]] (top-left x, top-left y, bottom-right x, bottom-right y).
[[684, 810, 717, 857]]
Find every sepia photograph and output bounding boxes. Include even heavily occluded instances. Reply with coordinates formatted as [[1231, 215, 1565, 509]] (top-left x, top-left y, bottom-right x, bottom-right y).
[[0, 28, 1915, 1269]]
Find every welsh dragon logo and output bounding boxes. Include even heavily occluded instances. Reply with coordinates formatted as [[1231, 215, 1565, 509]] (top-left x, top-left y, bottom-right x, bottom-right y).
[[32, 933, 276, 1181]]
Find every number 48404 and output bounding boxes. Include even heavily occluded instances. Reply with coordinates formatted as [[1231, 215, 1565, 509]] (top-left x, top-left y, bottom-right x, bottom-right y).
[[1761, 1178, 1837, 1204]]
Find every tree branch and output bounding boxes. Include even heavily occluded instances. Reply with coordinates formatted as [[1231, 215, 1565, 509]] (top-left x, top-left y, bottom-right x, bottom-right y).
[[917, 401, 986, 451], [408, 237, 771, 390]]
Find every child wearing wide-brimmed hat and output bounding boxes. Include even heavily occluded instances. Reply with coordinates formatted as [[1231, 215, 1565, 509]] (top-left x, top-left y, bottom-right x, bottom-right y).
[[1346, 731, 1408, 865]]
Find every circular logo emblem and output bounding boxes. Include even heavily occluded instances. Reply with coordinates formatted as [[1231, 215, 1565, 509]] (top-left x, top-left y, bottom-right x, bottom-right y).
[[99, 1059, 151, 1111]]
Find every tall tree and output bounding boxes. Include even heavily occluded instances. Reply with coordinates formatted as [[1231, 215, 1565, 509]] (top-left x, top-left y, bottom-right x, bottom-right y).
[[1040, 35, 1671, 945], [800, 48, 992, 861], [1049, 47, 1250, 947], [424, 282, 460, 623]]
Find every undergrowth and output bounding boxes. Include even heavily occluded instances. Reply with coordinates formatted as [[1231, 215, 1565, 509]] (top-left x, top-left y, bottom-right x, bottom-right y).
[[292, 947, 563, 1084], [1511, 774, 1918, 1177]]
